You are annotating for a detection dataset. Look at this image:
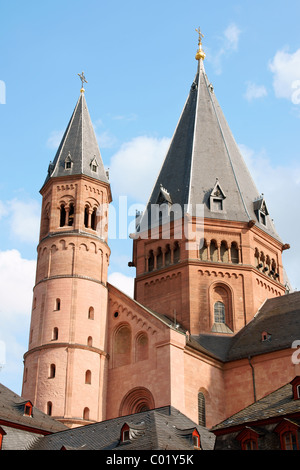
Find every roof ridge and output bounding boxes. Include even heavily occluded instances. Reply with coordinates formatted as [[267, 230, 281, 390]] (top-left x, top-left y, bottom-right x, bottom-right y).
[[202, 68, 251, 221]]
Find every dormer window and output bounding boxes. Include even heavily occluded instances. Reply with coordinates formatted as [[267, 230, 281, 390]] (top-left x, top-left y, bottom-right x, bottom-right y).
[[253, 196, 269, 226], [23, 401, 33, 417], [90, 157, 98, 173], [192, 429, 201, 449], [261, 331, 272, 342], [0, 427, 6, 450], [64, 152, 73, 170], [290, 377, 300, 400], [120, 423, 130, 443], [156, 185, 175, 224], [210, 179, 226, 212]]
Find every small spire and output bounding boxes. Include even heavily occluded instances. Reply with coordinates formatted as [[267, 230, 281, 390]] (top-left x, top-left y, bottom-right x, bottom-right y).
[[195, 27, 206, 61], [78, 71, 88, 93]]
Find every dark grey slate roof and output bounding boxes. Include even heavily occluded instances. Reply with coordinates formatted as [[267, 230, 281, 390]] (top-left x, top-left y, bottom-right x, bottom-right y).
[[27, 406, 215, 450], [188, 291, 300, 362], [43, 91, 109, 188], [212, 380, 300, 431], [0, 382, 67, 434], [141, 59, 281, 242]]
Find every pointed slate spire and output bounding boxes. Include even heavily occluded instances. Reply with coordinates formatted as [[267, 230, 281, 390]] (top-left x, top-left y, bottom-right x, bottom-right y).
[[143, 38, 281, 242], [43, 86, 109, 188]]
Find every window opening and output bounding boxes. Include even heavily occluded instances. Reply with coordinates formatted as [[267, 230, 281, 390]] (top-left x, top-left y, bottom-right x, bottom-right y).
[[47, 402, 52, 416], [68, 203, 74, 226], [214, 301, 225, 323], [60, 204, 66, 227], [198, 392, 206, 427], [84, 206, 89, 228], [49, 364, 56, 378]]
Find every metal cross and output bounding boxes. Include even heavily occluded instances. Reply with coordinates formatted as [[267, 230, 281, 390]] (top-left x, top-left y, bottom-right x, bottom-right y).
[[196, 27, 204, 45], [78, 71, 88, 88]]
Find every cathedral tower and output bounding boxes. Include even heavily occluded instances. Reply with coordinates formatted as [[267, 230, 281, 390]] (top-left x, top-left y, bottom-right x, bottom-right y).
[[132, 32, 288, 336], [22, 79, 112, 428]]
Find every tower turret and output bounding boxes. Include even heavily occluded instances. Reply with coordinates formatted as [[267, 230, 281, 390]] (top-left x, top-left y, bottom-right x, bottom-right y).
[[22, 77, 112, 428], [131, 33, 287, 335]]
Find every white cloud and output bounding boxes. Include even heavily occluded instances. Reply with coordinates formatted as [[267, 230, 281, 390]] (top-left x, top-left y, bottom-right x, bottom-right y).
[[244, 82, 268, 101], [8, 199, 40, 243], [0, 201, 8, 219], [0, 198, 40, 244], [239, 143, 300, 290], [108, 272, 134, 298], [109, 135, 171, 202], [208, 23, 242, 74], [269, 48, 300, 104], [47, 130, 64, 149], [224, 23, 241, 51], [0, 250, 36, 318]]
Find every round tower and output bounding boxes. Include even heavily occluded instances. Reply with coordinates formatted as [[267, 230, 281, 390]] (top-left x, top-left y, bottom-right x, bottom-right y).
[[22, 84, 112, 428]]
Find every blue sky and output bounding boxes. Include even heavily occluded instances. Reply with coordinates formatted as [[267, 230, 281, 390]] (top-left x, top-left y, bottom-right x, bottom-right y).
[[1, 0, 300, 394]]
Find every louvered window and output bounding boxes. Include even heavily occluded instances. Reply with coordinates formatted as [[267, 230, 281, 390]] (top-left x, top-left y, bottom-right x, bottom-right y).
[[198, 392, 206, 427]]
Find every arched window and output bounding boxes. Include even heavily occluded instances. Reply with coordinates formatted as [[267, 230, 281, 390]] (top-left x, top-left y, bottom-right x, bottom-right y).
[[113, 325, 132, 368], [210, 241, 218, 262], [214, 301, 225, 323], [135, 333, 148, 362], [84, 206, 89, 228], [156, 247, 163, 269], [211, 284, 233, 331], [55, 298, 61, 311], [83, 407, 90, 420], [59, 204, 66, 227], [47, 401, 52, 416], [148, 250, 154, 272], [231, 242, 239, 264], [91, 208, 97, 230], [52, 327, 58, 340], [120, 387, 155, 416], [199, 240, 208, 261], [49, 364, 56, 378], [220, 241, 229, 262], [198, 392, 206, 427], [173, 242, 180, 263], [165, 244, 171, 266], [68, 203, 75, 226], [87, 336, 93, 347], [85, 370, 91, 384], [88, 306, 94, 320]]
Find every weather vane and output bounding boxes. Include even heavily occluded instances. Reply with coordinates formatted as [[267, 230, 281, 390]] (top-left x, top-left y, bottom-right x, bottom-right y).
[[78, 71, 88, 91]]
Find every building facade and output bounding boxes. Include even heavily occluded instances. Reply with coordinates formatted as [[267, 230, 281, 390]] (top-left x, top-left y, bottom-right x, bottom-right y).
[[22, 37, 300, 430]]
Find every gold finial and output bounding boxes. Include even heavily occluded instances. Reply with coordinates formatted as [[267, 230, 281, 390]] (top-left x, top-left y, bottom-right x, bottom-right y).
[[78, 71, 88, 93], [195, 27, 206, 61]]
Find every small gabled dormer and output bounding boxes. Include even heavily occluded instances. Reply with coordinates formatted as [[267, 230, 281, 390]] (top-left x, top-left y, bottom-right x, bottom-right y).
[[90, 157, 98, 173], [0, 427, 7, 450], [210, 179, 226, 212], [253, 196, 269, 226], [64, 152, 73, 170], [192, 428, 201, 449], [290, 376, 300, 400], [23, 400, 33, 417], [157, 184, 172, 206], [120, 423, 130, 443]]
